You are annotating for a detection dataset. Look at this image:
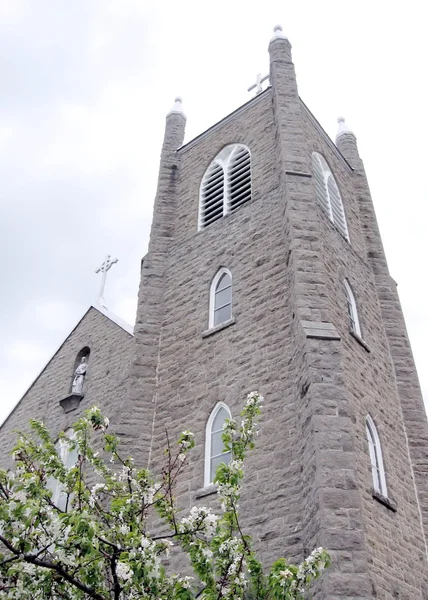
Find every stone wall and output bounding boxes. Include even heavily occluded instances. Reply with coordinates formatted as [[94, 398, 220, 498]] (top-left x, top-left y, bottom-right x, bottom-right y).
[[0, 307, 133, 467], [146, 90, 303, 568], [129, 34, 428, 600]]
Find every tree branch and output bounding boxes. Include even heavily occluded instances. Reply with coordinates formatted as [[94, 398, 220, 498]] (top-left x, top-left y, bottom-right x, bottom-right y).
[[0, 534, 107, 600], [110, 551, 121, 600]]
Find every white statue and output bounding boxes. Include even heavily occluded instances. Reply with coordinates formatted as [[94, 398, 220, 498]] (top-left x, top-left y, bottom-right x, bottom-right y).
[[72, 357, 87, 395]]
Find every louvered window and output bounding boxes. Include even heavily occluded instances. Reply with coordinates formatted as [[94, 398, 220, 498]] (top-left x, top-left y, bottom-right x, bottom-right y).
[[200, 163, 225, 228], [311, 152, 349, 240], [228, 146, 251, 211], [366, 415, 388, 497], [199, 144, 252, 230]]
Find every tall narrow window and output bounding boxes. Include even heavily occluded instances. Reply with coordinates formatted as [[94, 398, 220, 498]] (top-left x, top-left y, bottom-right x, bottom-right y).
[[199, 144, 251, 230], [344, 278, 362, 338], [311, 152, 349, 240], [205, 403, 232, 486], [47, 431, 78, 511], [200, 163, 225, 228], [228, 146, 252, 212], [366, 415, 388, 497], [209, 268, 232, 328]]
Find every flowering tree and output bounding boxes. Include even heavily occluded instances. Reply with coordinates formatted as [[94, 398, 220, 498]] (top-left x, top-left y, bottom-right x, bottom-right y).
[[0, 392, 329, 599]]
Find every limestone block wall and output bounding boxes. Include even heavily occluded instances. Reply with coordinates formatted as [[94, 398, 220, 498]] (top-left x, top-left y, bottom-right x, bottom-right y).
[[132, 86, 428, 599], [302, 112, 428, 597], [145, 91, 304, 566], [123, 32, 428, 600], [0, 307, 133, 467]]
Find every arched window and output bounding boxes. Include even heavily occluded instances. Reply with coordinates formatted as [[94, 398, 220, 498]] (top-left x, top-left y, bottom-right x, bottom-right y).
[[365, 415, 387, 497], [343, 279, 362, 338], [204, 403, 232, 486], [199, 144, 252, 229], [200, 162, 225, 229], [209, 268, 232, 328], [47, 430, 78, 512], [311, 152, 349, 240]]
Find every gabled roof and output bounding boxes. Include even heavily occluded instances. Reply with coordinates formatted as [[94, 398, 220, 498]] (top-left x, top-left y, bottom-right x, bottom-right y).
[[92, 304, 134, 335], [0, 305, 134, 429], [177, 87, 353, 172]]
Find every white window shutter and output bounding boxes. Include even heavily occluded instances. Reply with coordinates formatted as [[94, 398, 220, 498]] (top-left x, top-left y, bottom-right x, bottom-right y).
[[200, 163, 225, 228], [327, 175, 349, 240], [311, 152, 349, 241], [199, 144, 252, 230], [228, 146, 252, 212]]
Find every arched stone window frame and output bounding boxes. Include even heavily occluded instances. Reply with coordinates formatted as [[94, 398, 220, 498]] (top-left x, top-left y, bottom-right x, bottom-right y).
[[204, 402, 232, 487], [343, 278, 362, 338], [209, 268, 233, 329], [311, 151, 349, 241], [366, 415, 388, 497], [198, 144, 252, 230]]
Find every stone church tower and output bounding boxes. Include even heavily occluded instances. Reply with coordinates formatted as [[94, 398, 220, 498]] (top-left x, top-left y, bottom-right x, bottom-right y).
[[124, 26, 428, 599], [1, 25, 428, 600]]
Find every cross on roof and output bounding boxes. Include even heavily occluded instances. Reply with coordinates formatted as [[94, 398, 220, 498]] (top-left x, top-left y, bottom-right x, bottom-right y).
[[95, 254, 118, 308], [247, 73, 269, 96]]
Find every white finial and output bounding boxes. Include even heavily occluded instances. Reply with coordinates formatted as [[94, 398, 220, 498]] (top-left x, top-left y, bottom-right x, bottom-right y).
[[336, 116, 355, 140], [271, 24, 288, 41], [248, 72, 270, 96], [167, 96, 185, 116], [95, 254, 118, 309]]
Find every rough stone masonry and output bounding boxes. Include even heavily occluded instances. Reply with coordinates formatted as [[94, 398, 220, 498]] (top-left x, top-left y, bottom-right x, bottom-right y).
[[1, 28, 428, 600]]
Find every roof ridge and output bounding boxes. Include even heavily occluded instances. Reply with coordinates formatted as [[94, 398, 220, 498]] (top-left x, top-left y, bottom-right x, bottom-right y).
[[91, 304, 134, 335]]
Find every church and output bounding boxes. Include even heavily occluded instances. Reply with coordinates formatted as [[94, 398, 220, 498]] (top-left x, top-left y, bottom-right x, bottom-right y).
[[1, 26, 428, 598]]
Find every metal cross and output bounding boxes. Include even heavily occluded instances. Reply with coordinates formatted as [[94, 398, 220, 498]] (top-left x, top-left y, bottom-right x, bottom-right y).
[[247, 73, 269, 96], [95, 254, 118, 307]]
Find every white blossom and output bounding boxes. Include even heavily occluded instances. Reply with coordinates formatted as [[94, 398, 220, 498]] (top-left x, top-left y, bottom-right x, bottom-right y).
[[116, 561, 132, 582]]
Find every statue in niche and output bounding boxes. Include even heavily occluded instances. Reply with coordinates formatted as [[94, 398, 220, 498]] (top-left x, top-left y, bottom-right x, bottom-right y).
[[71, 357, 87, 395]]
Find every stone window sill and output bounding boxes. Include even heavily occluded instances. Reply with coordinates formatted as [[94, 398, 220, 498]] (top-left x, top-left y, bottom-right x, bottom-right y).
[[350, 330, 370, 352], [194, 484, 217, 499], [202, 318, 235, 338], [372, 489, 397, 512]]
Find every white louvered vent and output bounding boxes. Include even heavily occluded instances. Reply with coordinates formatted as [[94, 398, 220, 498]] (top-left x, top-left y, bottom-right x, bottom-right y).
[[228, 146, 252, 212], [311, 152, 349, 241], [199, 144, 252, 230], [327, 175, 348, 239], [200, 163, 225, 228]]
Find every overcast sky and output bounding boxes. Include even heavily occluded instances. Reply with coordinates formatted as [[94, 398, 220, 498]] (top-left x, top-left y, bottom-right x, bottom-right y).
[[1, 0, 427, 425]]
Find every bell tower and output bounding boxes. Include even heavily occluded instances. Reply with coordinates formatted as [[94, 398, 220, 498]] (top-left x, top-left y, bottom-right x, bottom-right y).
[[126, 27, 428, 598]]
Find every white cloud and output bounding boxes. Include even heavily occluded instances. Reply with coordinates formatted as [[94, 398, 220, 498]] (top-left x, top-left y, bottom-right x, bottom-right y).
[[8, 340, 49, 362], [0, 0, 30, 21], [0, 121, 15, 150], [33, 300, 79, 332]]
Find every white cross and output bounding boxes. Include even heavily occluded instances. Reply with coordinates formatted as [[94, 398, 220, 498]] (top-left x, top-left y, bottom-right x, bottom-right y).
[[247, 73, 269, 96], [95, 254, 118, 307]]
